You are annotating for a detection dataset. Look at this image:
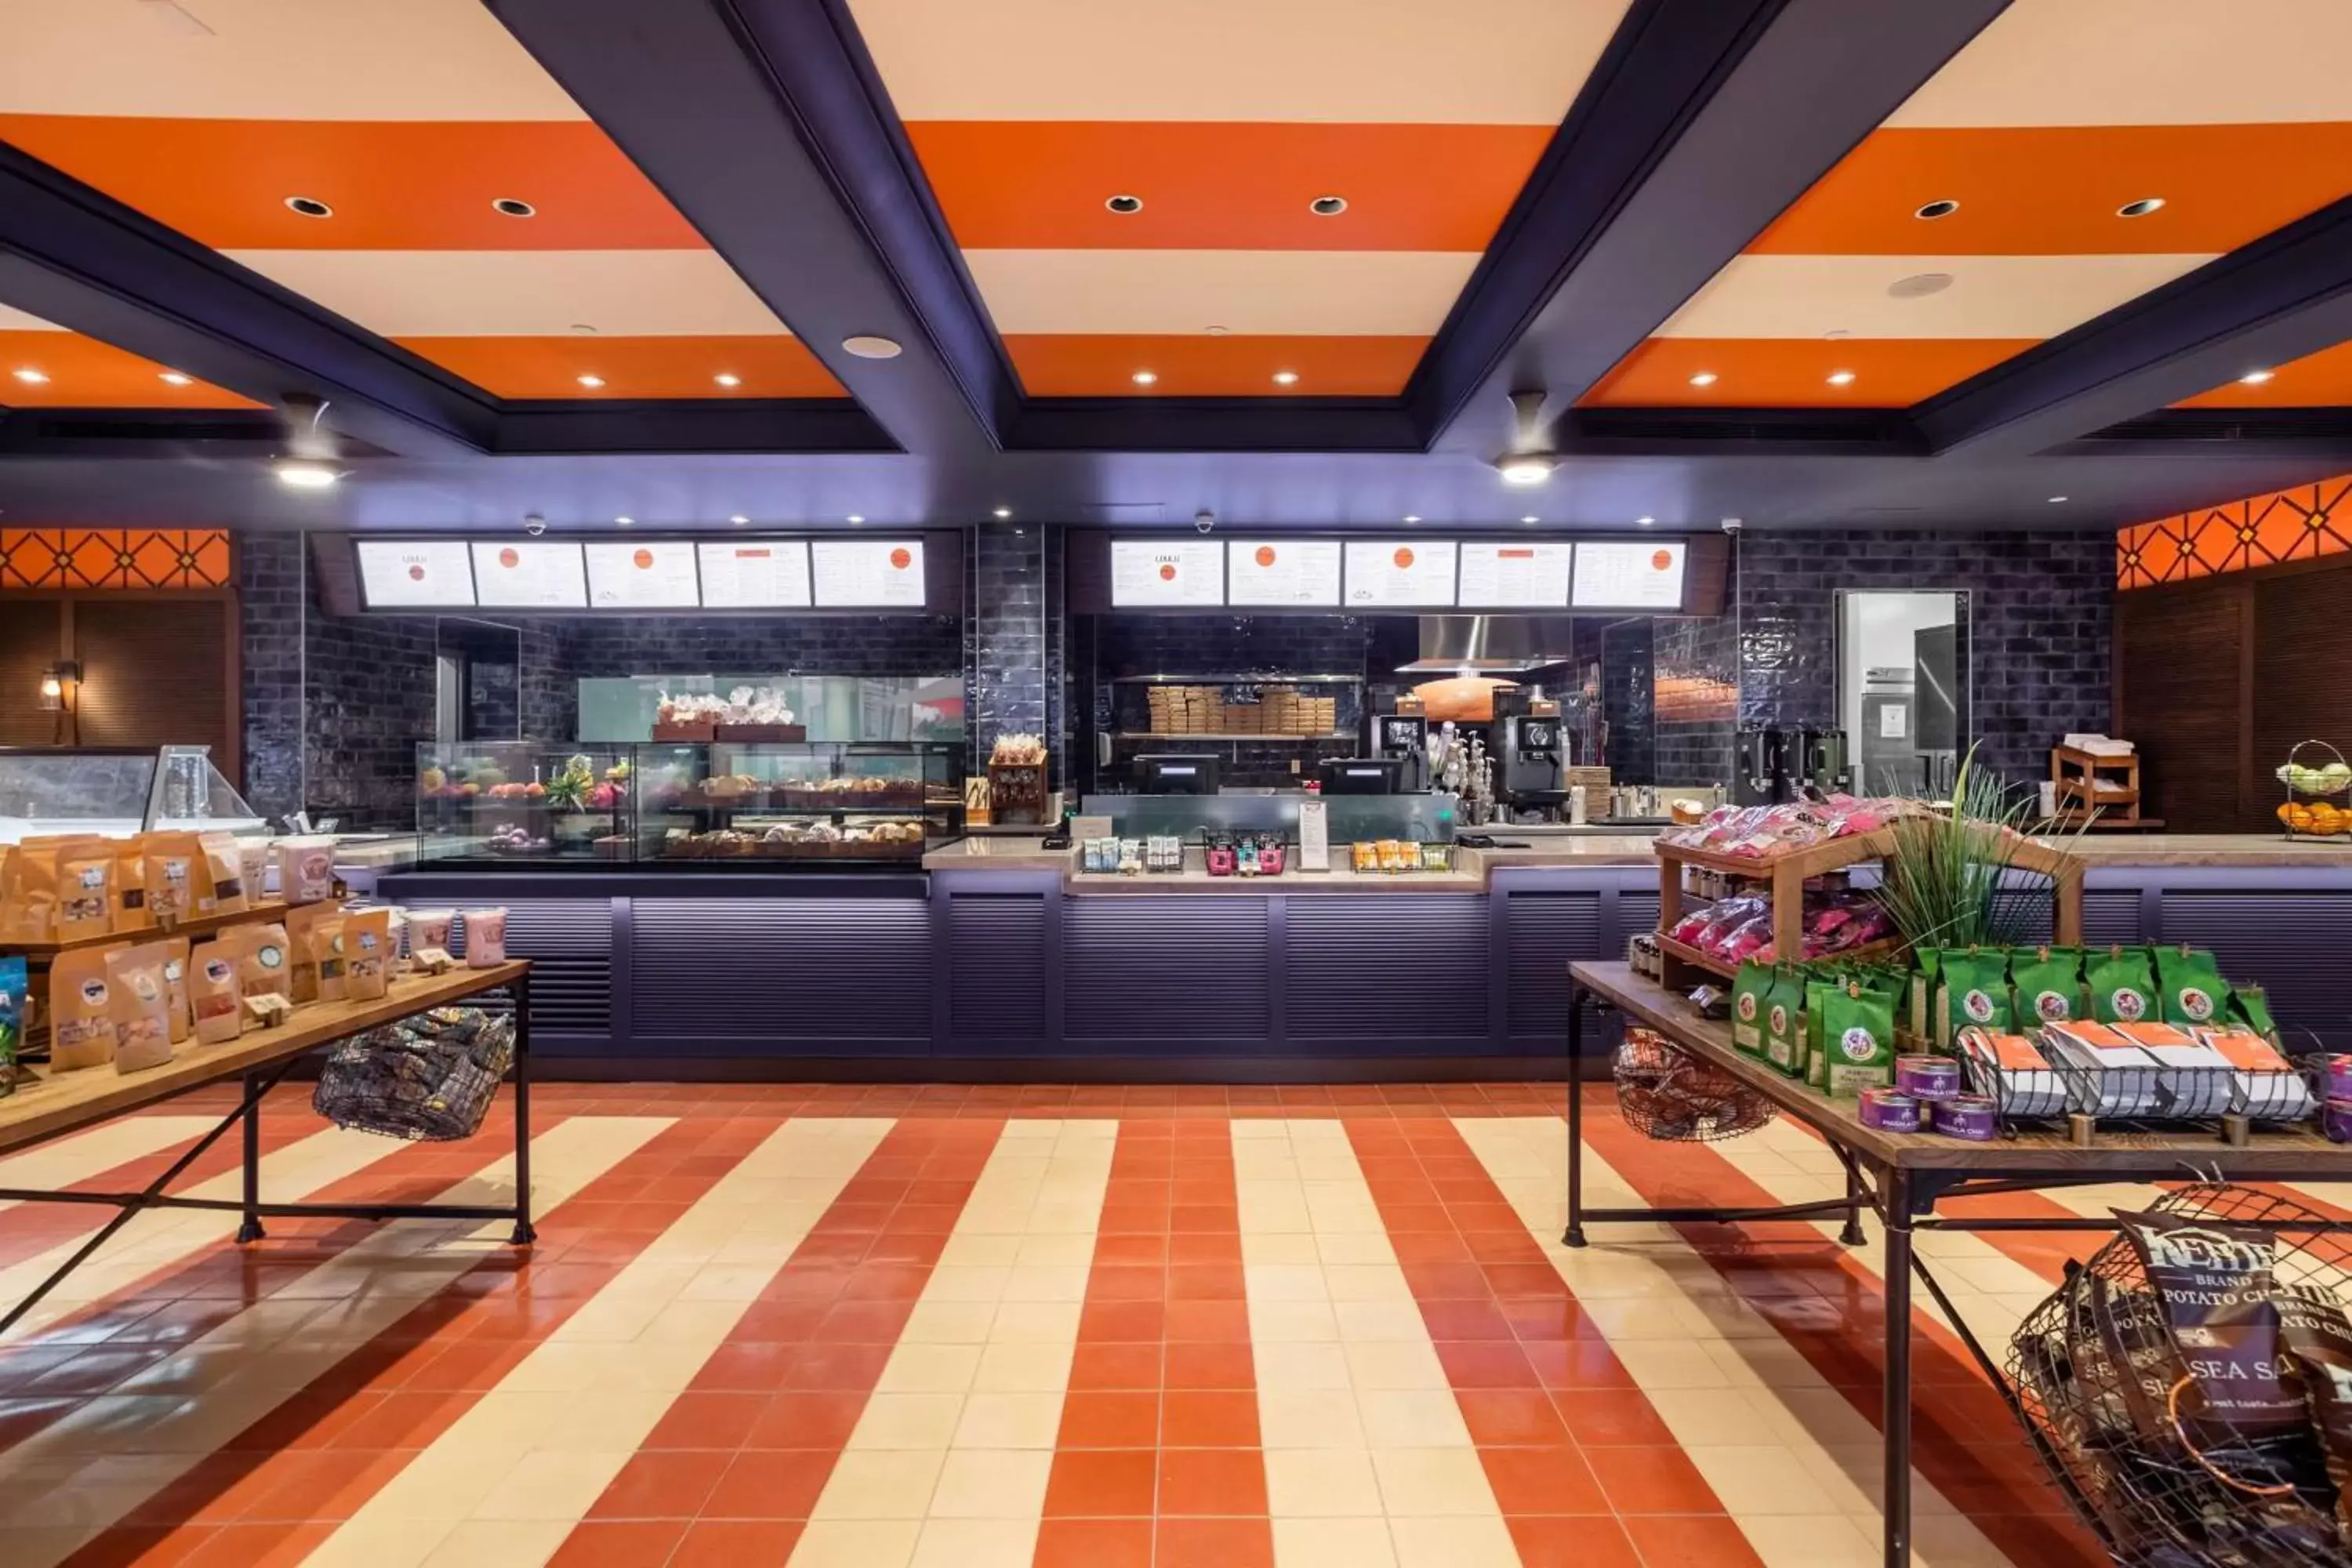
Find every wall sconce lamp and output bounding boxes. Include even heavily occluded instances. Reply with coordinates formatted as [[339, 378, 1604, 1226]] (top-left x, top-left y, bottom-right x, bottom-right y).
[[38, 660, 78, 710]]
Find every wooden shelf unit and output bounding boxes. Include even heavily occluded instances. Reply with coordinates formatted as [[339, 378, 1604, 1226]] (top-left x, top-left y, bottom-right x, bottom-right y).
[[2050, 745, 2144, 826], [3, 901, 292, 963]]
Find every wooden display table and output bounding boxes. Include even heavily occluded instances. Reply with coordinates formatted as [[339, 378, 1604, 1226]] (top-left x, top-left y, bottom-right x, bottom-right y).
[[1566, 960, 2352, 1568], [0, 961, 537, 1334]]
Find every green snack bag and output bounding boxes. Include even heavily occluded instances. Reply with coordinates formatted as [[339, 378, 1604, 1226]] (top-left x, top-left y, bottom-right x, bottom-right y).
[[2154, 944, 2227, 1027], [2009, 945, 2084, 1027], [1803, 971, 1838, 1086], [1937, 946, 2014, 1044], [2085, 943, 2158, 1025], [2229, 982, 2281, 1044], [1822, 979, 1897, 1098], [1730, 960, 1773, 1056], [1908, 949, 1941, 1037], [1763, 966, 1806, 1076]]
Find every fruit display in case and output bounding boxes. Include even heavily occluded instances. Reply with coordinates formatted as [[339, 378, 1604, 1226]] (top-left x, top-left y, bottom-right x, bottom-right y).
[[414, 745, 629, 861]]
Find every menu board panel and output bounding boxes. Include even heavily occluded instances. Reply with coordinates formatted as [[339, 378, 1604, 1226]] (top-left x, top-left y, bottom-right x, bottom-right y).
[[812, 539, 927, 607], [1457, 541, 1573, 608], [697, 540, 812, 608], [469, 540, 587, 608], [1226, 539, 1340, 607], [1344, 539, 1457, 607], [584, 539, 699, 608], [1573, 539, 1686, 609], [356, 539, 474, 608], [1110, 539, 1223, 607]]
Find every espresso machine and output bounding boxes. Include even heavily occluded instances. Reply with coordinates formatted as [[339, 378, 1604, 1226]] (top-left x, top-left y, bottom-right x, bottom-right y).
[[1367, 713, 1430, 792], [1735, 724, 1797, 805], [1498, 715, 1565, 800]]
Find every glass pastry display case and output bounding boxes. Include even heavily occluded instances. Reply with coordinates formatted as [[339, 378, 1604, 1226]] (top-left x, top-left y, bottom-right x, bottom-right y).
[[0, 745, 267, 844], [414, 742, 632, 863], [634, 741, 964, 863]]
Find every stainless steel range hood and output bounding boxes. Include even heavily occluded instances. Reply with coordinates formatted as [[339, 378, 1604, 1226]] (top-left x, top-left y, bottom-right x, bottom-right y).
[[1396, 615, 1579, 677]]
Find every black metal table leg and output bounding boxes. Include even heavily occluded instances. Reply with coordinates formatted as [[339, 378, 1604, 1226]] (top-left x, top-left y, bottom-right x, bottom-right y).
[[1839, 1150, 1869, 1247], [1564, 977, 1587, 1248], [510, 972, 535, 1246], [1882, 1167, 1914, 1568], [235, 1070, 267, 1243]]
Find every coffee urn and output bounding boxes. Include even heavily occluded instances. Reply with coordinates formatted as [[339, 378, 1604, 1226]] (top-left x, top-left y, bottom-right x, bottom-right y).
[[1735, 724, 1796, 805], [1801, 728, 1852, 797]]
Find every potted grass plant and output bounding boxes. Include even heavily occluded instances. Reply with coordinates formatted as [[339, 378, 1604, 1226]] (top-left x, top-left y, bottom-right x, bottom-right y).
[[1874, 747, 2087, 953]]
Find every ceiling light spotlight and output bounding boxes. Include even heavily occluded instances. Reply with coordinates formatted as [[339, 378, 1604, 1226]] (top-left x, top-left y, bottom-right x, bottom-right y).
[[1402, 515, 1421, 524], [1309, 195, 1348, 216], [2240, 368, 2276, 385], [2118, 197, 2165, 218], [284, 195, 332, 218], [1272, 370, 1299, 386], [1131, 369, 1158, 385], [11, 367, 48, 385], [1105, 194, 1143, 214], [1826, 369, 1857, 386], [1915, 198, 1960, 220], [1494, 387, 1558, 487], [713, 372, 741, 387], [841, 335, 902, 359], [614, 515, 634, 526], [1888, 272, 1953, 298], [2047, 495, 2069, 504], [1688, 370, 1718, 387], [1520, 515, 1539, 525], [158, 372, 194, 387], [847, 514, 865, 524], [1637, 516, 1656, 526], [274, 460, 339, 490], [729, 514, 750, 525], [491, 198, 536, 218], [575, 373, 605, 388], [992, 506, 1012, 519], [1500, 456, 1555, 485]]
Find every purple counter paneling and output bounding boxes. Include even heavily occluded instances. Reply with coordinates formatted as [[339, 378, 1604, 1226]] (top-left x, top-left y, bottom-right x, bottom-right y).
[[1284, 895, 1489, 1047], [946, 889, 1051, 1043], [631, 895, 931, 1047], [1064, 897, 1271, 1042]]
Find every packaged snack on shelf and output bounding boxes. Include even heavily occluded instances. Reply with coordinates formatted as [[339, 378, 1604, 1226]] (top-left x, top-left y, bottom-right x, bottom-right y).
[[238, 837, 272, 906], [2198, 1028, 2314, 1121], [1859, 1087, 1922, 1132], [1929, 1096, 1998, 1140], [313, 913, 349, 1003], [161, 937, 191, 1044], [1820, 979, 1896, 1098], [1764, 966, 1807, 1078], [2042, 1022, 2164, 1117], [274, 836, 336, 907], [142, 831, 205, 926], [1893, 1054, 1962, 1102], [49, 946, 122, 1070], [198, 831, 249, 915], [189, 938, 242, 1045], [2111, 1211, 2310, 1461], [2009, 946, 2083, 1026], [1803, 970, 1837, 1089], [2227, 982, 2281, 1044], [2278, 1283, 2352, 1541], [343, 909, 393, 1003], [2154, 944, 2227, 1026], [284, 902, 332, 1004], [2111, 1021, 2234, 1119], [1936, 947, 2014, 1045], [406, 909, 456, 966], [2085, 944, 2157, 1025], [0, 956, 23, 1095], [1907, 949, 1940, 1037], [236, 922, 293, 1006], [1957, 1028, 2068, 1120], [1730, 960, 1772, 1056], [106, 946, 175, 1074], [56, 848, 114, 944], [111, 836, 148, 933]]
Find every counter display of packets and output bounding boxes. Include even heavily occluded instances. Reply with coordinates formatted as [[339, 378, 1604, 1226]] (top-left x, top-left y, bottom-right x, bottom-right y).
[[2041, 1021, 2232, 1120], [1956, 1028, 2070, 1120]]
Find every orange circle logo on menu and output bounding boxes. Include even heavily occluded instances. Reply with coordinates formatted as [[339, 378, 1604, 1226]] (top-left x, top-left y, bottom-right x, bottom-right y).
[[1393, 547, 1414, 570], [889, 547, 912, 570], [1159, 563, 1177, 581], [633, 548, 655, 569], [407, 564, 426, 581], [1254, 546, 1276, 568], [1651, 550, 1672, 571], [498, 547, 519, 568]]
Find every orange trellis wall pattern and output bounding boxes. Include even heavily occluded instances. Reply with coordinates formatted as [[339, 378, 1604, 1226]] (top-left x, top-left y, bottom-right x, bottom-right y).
[[2116, 474, 2352, 590], [0, 528, 233, 590]]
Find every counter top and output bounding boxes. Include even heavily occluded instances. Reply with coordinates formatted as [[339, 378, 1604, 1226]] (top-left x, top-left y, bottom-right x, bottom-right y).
[[920, 836, 1075, 873], [2036, 832, 2352, 867]]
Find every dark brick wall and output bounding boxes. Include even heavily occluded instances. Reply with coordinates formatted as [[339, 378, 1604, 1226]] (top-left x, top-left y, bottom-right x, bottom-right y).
[[966, 525, 1050, 771], [1598, 620, 1654, 786], [1653, 612, 1740, 789], [238, 532, 304, 828], [1734, 530, 2112, 785]]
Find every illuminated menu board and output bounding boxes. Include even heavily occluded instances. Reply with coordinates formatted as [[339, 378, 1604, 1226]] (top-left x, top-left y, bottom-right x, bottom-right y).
[[1109, 539, 1222, 606], [584, 540, 699, 608], [1344, 539, 1457, 607], [1573, 539, 1686, 609], [1226, 539, 1340, 607], [812, 539, 927, 607], [469, 540, 587, 608], [697, 540, 812, 608], [356, 539, 474, 608], [1457, 541, 1573, 608]]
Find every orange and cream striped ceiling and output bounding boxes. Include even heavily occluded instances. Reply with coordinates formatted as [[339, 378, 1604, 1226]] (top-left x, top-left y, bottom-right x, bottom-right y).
[[0, 303, 255, 408], [0, 0, 841, 403], [848, 0, 1632, 397], [1581, 0, 2352, 410]]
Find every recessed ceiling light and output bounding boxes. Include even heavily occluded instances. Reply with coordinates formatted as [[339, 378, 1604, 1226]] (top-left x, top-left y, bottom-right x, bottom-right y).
[[1272, 370, 1299, 386], [1131, 369, 1158, 386], [575, 374, 605, 388], [847, 514, 865, 524], [284, 196, 332, 218], [570, 323, 598, 336], [1498, 455, 1555, 486], [1688, 371, 1718, 387], [1915, 199, 1959, 220], [1637, 516, 1656, 526], [1520, 515, 1539, 525], [274, 460, 339, 489], [1309, 196, 1348, 216], [713, 372, 741, 387], [992, 506, 1012, 520], [614, 515, 633, 526], [1203, 325, 1230, 337], [11, 367, 48, 385], [729, 514, 750, 525], [1888, 272, 1953, 299], [2240, 368, 2276, 385], [1826, 369, 1857, 386], [2047, 495, 2068, 504], [158, 372, 194, 387], [1105, 194, 1143, 215], [1402, 515, 1421, 524], [491, 198, 535, 218], [842, 335, 902, 359], [2118, 197, 2165, 218]]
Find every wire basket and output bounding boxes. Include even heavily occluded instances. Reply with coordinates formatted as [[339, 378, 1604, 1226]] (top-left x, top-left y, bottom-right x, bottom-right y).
[[313, 1006, 515, 1142], [1613, 1026, 1773, 1142], [2006, 1183, 2352, 1565], [2278, 739, 2352, 842]]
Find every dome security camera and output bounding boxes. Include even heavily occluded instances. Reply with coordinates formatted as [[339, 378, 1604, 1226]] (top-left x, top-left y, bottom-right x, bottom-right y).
[[1194, 510, 1216, 535], [1720, 517, 1744, 535], [523, 514, 547, 537]]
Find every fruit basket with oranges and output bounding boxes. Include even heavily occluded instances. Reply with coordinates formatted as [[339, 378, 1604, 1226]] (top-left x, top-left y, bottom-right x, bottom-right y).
[[2275, 738, 2352, 840]]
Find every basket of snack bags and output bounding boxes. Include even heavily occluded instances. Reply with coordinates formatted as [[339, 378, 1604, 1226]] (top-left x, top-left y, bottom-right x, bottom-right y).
[[313, 1006, 514, 1142], [1614, 1025, 1773, 1142], [2006, 1183, 2352, 1565]]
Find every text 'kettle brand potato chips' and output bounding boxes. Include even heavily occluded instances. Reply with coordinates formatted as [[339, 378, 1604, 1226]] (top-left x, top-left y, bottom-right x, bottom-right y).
[[1821, 980, 1896, 1098], [1936, 947, 2013, 1044], [2157, 945, 2229, 1027], [1731, 960, 1772, 1054], [2278, 1284, 2352, 1537], [2086, 944, 2158, 1025], [2009, 945, 2083, 1025]]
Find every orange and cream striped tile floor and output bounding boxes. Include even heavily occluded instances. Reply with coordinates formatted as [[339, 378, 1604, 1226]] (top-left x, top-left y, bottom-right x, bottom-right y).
[[0, 1083, 2130, 1568]]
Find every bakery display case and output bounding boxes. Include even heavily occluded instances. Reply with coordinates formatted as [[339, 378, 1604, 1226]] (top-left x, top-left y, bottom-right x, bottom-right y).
[[634, 741, 964, 864], [0, 745, 267, 844], [414, 742, 631, 863]]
